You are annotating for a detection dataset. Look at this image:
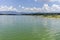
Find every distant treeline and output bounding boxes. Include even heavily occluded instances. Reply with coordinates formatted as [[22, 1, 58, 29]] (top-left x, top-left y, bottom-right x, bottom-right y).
[[0, 13, 60, 15], [21, 13, 60, 15], [0, 13, 21, 15]]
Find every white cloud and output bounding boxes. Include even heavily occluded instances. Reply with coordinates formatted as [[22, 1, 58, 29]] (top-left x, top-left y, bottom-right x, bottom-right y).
[[34, 0, 60, 2], [34, 0, 38, 2], [0, 4, 60, 13], [41, 4, 60, 12], [19, 5, 21, 7], [50, 0, 60, 2], [41, 4, 50, 12], [22, 6, 25, 9], [22, 4, 60, 13], [42, 4, 60, 12], [51, 4, 60, 12], [34, 0, 51, 2], [24, 7, 41, 12], [0, 5, 17, 11]]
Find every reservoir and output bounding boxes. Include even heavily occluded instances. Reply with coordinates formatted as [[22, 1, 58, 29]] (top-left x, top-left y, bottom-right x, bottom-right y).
[[0, 15, 60, 40]]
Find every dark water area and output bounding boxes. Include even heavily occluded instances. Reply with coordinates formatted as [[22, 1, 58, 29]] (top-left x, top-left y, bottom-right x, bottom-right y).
[[0, 15, 60, 40]]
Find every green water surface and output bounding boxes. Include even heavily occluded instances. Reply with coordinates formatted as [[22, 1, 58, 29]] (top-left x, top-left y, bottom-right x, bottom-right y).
[[0, 15, 60, 40]]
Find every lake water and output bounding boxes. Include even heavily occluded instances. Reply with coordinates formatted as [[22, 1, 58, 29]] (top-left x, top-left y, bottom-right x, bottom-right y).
[[0, 15, 60, 40]]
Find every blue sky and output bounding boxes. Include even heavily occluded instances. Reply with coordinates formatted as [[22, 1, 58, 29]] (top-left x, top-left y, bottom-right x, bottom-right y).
[[0, 0, 45, 7], [0, 0, 60, 12], [0, 0, 56, 7]]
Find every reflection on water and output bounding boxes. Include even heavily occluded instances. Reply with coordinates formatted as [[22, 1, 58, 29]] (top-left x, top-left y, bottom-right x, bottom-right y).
[[0, 15, 60, 40]]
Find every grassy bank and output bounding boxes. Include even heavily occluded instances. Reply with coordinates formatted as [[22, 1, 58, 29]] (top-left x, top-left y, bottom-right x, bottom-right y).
[[42, 15, 60, 18]]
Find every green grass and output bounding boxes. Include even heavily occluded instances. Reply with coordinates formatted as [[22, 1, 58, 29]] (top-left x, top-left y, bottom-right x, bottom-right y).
[[43, 15, 60, 18]]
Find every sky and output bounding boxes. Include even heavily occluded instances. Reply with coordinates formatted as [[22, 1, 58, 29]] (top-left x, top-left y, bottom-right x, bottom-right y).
[[0, 0, 60, 12]]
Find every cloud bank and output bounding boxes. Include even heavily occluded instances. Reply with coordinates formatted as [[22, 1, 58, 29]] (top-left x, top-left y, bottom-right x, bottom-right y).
[[23, 4, 60, 13], [0, 5, 17, 11], [0, 4, 60, 13], [34, 0, 60, 2]]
